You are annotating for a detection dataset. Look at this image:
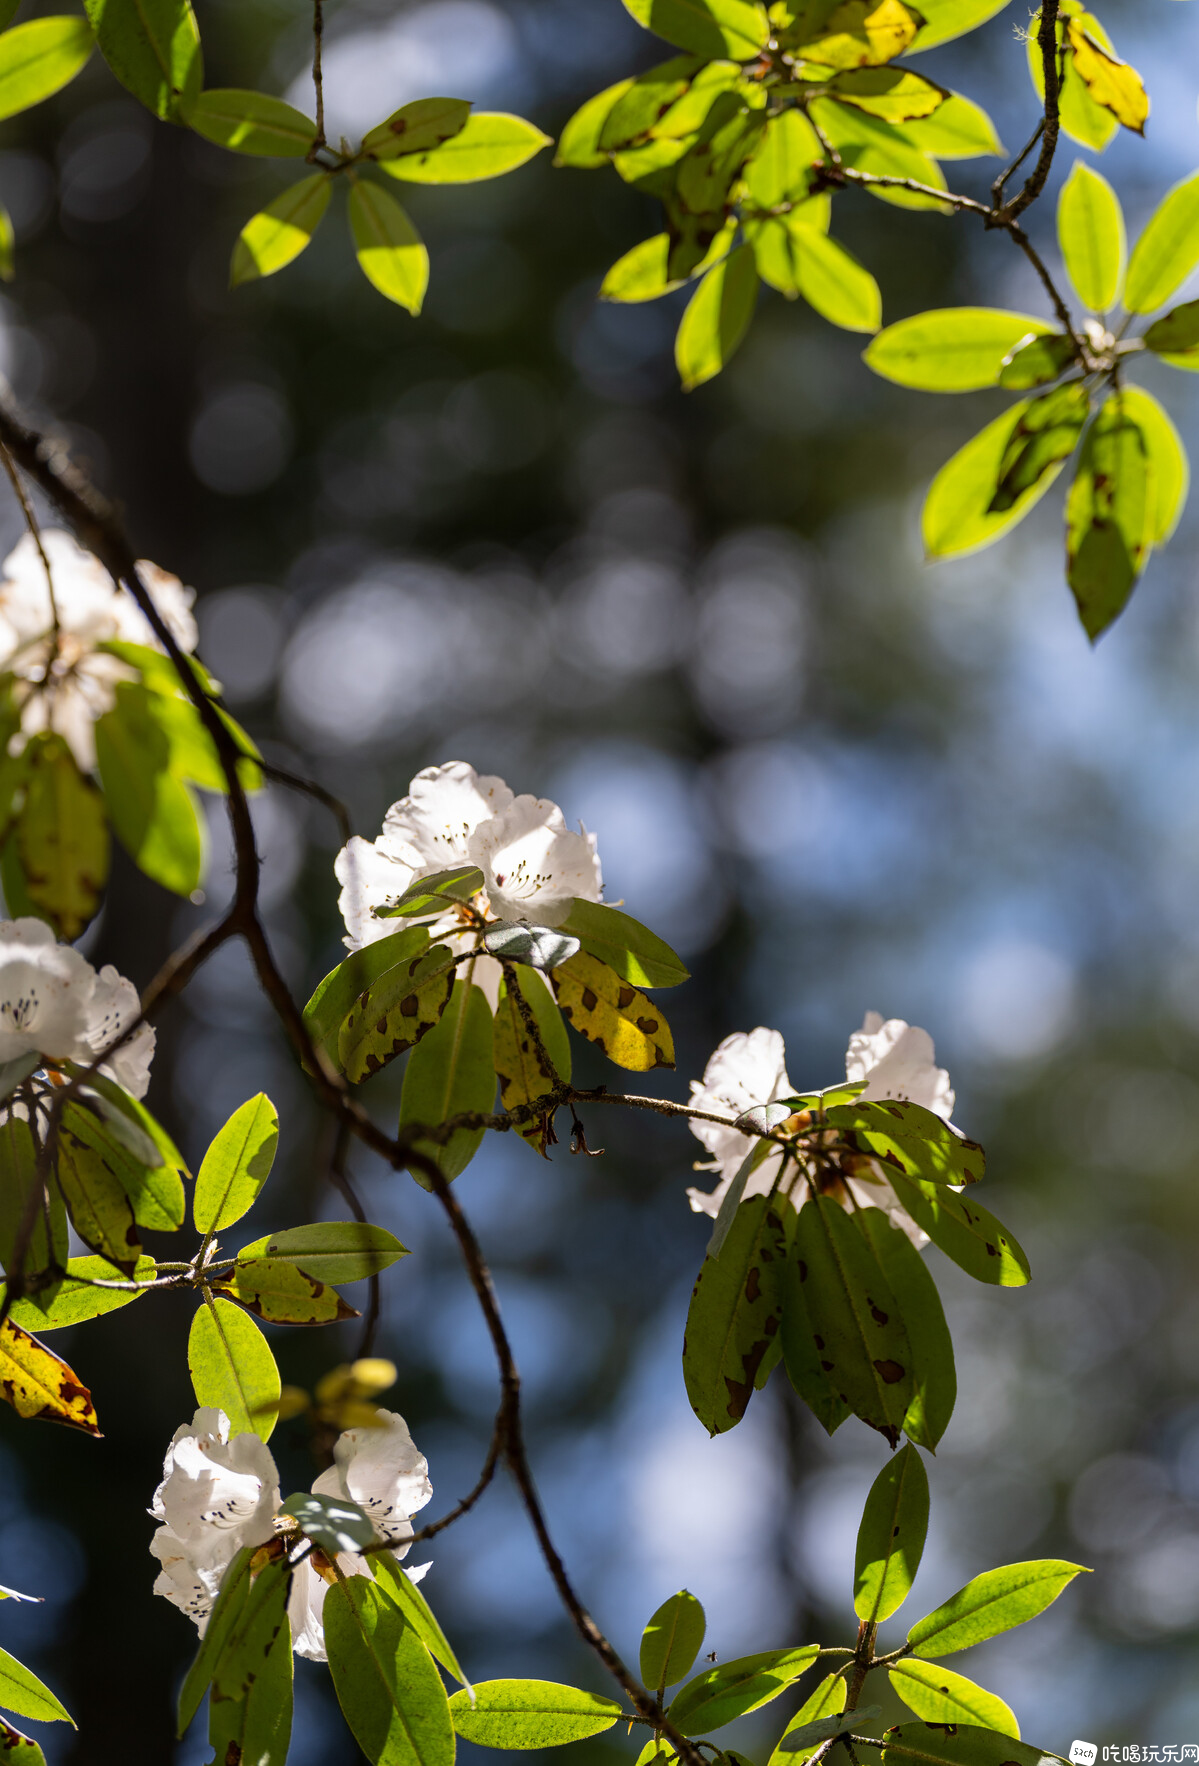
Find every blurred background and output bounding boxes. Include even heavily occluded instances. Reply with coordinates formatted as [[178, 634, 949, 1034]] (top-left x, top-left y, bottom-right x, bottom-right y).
[[0, 0, 1195, 1756]]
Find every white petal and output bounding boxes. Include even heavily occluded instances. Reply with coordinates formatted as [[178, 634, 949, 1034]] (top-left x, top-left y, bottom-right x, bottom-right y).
[[117, 560, 199, 653], [151, 1409, 280, 1572], [0, 922, 95, 1065], [688, 1028, 792, 1162], [323, 1411, 432, 1544], [845, 1015, 954, 1121], [334, 836, 422, 950], [472, 796, 602, 927], [843, 1172, 928, 1250], [687, 1146, 788, 1218], [87, 966, 155, 1099], [288, 1559, 331, 1662], [380, 762, 514, 866]]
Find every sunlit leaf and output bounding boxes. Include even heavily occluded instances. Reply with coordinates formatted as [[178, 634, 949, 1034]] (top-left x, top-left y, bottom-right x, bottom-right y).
[[60, 1097, 185, 1234], [235, 1221, 409, 1285], [371, 1550, 472, 1690], [907, 1560, 1089, 1657], [184, 87, 316, 155], [0, 17, 92, 124], [1027, 7, 1116, 152], [379, 112, 551, 183], [82, 0, 202, 121], [641, 1591, 707, 1694], [210, 1557, 292, 1704], [1118, 385, 1188, 545], [996, 332, 1077, 390], [907, 0, 1012, 52], [193, 1092, 279, 1234], [493, 966, 571, 1157], [854, 1443, 929, 1623], [674, 244, 757, 390], [777, 0, 921, 69], [337, 942, 457, 1082], [888, 1661, 1019, 1737], [0, 1315, 101, 1435], [827, 67, 947, 122], [684, 1195, 791, 1435], [207, 1604, 292, 1766], [1057, 160, 1124, 314], [884, 1166, 1030, 1285], [865, 308, 1051, 392], [214, 1258, 357, 1325], [881, 1724, 1062, 1766], [554, 78, 635, 167], [986, 382, 1089, 513], [810, 100, 948, 210], [188, 1295, 281, 1440], [2, 1253, 156, 1332], [1066, 16, 1148, 136], [55, 1112, 142, 1276], [302, 926, 430, 1072], [17, 735, 109, 941], [177, 1547, 254, 1736], [399, 978, 495, 1184], [922, 399, 1068, 558], [768, 1675, 847, 1766], [667, 1648, 819, 1733], [620, 0, 770, 60], [231, 173, 331, 286], [558, 900, 690, 988], [599, 55, 704, 151], [362, 96, 472, 159], [896, 92, 1003, 157], [1124, 170, 1199, 314], [552, 950, 674, 1070], [95, 682, 205, 896], [279, 1491, 377, 1553], [348, 180, 429, 313], [325, 1576, 456, 1766], [1066, 393, 1153, 640], [450, 1681, 622, 1748], [0, 1113, 63, 1287]]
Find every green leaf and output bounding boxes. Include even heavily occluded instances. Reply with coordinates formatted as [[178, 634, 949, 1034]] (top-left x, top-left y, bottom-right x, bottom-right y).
[[768, 1674, 846, 1766], [683, 1194, 791, 1435], [881, 1724, 1061, 1766], [449, 1681, 621, 1748], [895, 93, 1002, 158], [810, 100, 948, 211], [996, 332, 1076, 390], [1057, 160, 1124, 313], [922, 399, 1067, 558], [177, 1547, 254, 1736], [667, 1648, 819, 1734], [854, 1442, 929, 1624], [599, 54, 704, 150], [349, 181, 429, 314], [338, 943, 458, 1083], [909, 0, 1013, 52], [379, 112, 551, 183], [193, 1092, 279, 1234], [82, 0, 202, 121], [376, 865, 485, 920], [0, 17, 92, 123], [883, 1166, 1030, 1286], [779, 1709, 881, 1753], [1125, 170, 1199, 314], [675, 244, 758, 390], [907, 1560, 1089, 1658], [279, 1491, 377, 1553], [59, 1098, 185, 1232], [18, 735, 109, 940], [1066, 393, 1153, 640], [888, 1661, 1018, 1737], [97, 645, 262, 788], [303, 926, 430, 1071], [676, 102, 766, 214], [325, 1576, 456, 1766], [986, 382, 1090, 512], [827, 67, 947, 123], [211, 1557, 292, 1704], [493, 966, 571, 1158], [236, 1221, 409, 1286], [2, 1253, 156, 1331], [855, 1209, 955, 1451], [0, 1720, 45, 1764], [745, 208, 836, 298], [826, 1098, 985, 1186], [188, 1295, 281, 1441], [0, 203, 13, 282], [0, 1114, 64, 1286], [792, 1194, 914, 1446], [621, 0, 769, 60], [1119, 384, 1188, 544], [602, 233, 689, 303], [641, 1591, 706, 1694], [363, 96, 473, 159], [558, 901, 689, 988], [864, 308, 1052, 392], [183, 88, 316, 156], [1143, 298, 1199, 358], [371, 1551, 472, 1690], [776, 0, 920, 66], [400, 978, 495, 1186], [554, 78, 635, 168], [231, 172, 331, 286], [780, 1211, 850, 1437], [744, 107, 823, 205], [54, 1114, 142, 1276], [207, 1600, 292, 1766], [95, 685, 204, 896], [778, 227, 880, 331], [0, 1646, 71, 1725], [59, 1063, 189, 1179], [214, 1257, 357, 1326]]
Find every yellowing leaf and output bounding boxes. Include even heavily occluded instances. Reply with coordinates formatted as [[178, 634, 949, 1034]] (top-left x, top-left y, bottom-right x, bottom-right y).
[[781, 0, 920, 69], [231, 173, 331, 287], [337, 944, 457, 1082], [0, 1315, 100, 1435], [1066, 16, 1148, 135], [55, 1114, 142, 1277], [17, 735, 109, 940], [215, 1259, 358, 1326], [552, 951, 674, 1071], [347, 180, 429, 314], [494, 967, 571, 1156], [827, 67, 947, 123]]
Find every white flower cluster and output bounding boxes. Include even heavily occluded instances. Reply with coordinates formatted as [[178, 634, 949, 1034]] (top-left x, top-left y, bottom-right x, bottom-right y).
[[149, 1407, 433, 1663], [687, 1012, 956, 1245], [336, 761, 603, 1006], [0, 529, 198, 772], [0, 916, 153, 1098]]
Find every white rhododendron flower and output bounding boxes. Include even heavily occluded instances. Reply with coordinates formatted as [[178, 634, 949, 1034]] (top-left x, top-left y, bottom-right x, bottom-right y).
[[150, 1407, 433, 1657], [687, 1012, 956, 1247], [335, 761, 603, 1006], [288, 1411, 433, 1663], [0, 916, 154, 1098], [0, 529, 198, 772], [149, 1408, 281, 1631]]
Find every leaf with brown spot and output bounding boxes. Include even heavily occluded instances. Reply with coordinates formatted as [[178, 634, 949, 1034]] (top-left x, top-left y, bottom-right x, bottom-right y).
[[790, 1195, 913, 1446], [683, 1194, 791, 1435], [1066, 16, 1148, 136], [54, 1118, 142, 1277], [337, 944, 457, 1083], [776, 0, 922, 69], [552, 951, 674, 1071], [0, 1717, 48, 1762], [214, 1258, 359, 1326], [825, 1098, 985, 1186], [16, 734, 109, 940], [0, 1315, 100, 1435], [884, 1167, 1030, 1287], [493, 967, 571, 1157]]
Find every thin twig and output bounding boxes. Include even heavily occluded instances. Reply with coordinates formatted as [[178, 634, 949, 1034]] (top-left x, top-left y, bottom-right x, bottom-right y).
[[0, 437, 57, 639], [259, 759, 352, 847], [308, 0, 326, 161], [1001, 0, 1063, 223]]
